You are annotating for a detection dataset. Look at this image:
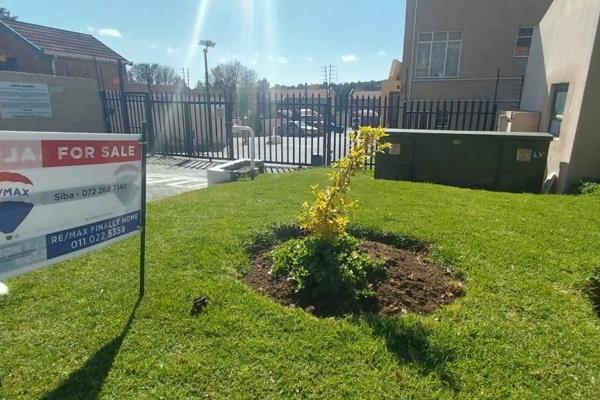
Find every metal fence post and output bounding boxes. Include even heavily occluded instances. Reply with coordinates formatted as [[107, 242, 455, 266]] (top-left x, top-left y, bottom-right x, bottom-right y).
[[183, 100, 194, 158], [99, 89, 112, 133], [144, 92, 155, 153], [117, 59, 131, 134], [324, 95, 332, 166], [225, 90, 235, 160]]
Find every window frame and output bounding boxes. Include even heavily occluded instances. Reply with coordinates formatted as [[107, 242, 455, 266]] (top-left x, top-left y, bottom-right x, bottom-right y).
[[548, 83, 569, 137], [514, 26, 534, 58], [414, 31, 462, 79]]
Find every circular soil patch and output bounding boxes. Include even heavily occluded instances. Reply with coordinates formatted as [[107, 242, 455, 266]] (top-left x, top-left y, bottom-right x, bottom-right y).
[[245, 239, 464, 317]]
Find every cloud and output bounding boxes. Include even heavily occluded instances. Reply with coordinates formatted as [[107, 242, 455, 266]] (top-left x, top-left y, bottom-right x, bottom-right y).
[[305, 56, 313, 62], [149, 43, 158, 49], [97, 28, 122, 38], [341, 54, 358, 63], [166, 46, 179, 55], [275, 56, 288, 64], [377, 50, 386, 56]]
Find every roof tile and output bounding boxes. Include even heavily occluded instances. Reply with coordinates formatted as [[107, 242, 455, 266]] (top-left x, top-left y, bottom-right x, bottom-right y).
[[1, 19, 127, 61]]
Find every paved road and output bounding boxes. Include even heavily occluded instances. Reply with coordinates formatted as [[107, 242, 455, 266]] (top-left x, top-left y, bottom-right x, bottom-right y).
[[146, 157, 211, 202], [145, 155, 297, 202]]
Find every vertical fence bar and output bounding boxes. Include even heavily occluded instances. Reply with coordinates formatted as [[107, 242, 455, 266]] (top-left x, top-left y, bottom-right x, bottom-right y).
[[468, 100, 476, 130], [268, 92, 273, 163], [225, 91, 234, 160], [118, 60, 131, 133], [441, 100, 448, 130], [476, 100, 484, 130]]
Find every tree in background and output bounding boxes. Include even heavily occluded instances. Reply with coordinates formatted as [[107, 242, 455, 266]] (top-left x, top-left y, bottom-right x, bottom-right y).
[[211, 60, 257, 119], [194, 80, 205, 92], [332, 80, 383, 101], [257, 78, 270, 96], [128, 63, 180, 86], [0, 7, 17, 20]]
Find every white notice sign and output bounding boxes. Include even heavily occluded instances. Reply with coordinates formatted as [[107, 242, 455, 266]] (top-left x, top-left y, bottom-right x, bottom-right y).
[[0, 81, 52, 119]]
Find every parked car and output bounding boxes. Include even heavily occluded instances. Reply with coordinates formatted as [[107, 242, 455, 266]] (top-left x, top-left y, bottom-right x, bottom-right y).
[[308, 120, 345, 134], [298, 108, 322, 120], [351, 109, 380, 129], [276, 121, 319, 137], [277, 109, 294, 118], [326, 121, 345, 134]]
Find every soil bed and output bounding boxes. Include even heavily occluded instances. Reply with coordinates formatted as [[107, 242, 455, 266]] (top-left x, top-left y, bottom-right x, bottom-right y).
[[245, 239, 464, 316]]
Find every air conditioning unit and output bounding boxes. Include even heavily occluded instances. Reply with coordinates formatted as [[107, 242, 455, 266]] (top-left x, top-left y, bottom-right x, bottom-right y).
[[498, 111, 541, 132]]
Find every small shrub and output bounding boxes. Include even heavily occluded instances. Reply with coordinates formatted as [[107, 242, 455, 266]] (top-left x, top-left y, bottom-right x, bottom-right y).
[[569, 179, 600, 196], [587, 268, 600, 317], [271, 235, 386, 304]]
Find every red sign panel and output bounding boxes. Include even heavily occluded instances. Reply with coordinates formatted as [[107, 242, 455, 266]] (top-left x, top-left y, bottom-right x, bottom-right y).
[[41, 140, 141, 167]]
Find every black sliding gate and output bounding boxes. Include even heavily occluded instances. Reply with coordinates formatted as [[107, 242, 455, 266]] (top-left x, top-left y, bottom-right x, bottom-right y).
[[101, 89, 498, 167]]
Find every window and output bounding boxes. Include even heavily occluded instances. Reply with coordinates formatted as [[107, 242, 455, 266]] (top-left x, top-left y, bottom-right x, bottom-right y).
[[549, 83, 568, 137], [0, 57, 18, 71], [514, 27, 534, 57], [415, 31, 462, 78]]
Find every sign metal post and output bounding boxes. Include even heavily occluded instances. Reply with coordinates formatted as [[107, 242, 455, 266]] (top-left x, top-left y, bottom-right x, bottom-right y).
[[139, 122, 148, 296]]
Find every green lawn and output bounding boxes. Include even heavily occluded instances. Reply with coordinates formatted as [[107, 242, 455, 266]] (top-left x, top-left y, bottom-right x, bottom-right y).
[[1, 169, 600, 399]]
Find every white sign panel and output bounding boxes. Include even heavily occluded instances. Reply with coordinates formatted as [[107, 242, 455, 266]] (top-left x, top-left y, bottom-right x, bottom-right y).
[[0, 131, 142, 280], [0, 82, 52, 119]]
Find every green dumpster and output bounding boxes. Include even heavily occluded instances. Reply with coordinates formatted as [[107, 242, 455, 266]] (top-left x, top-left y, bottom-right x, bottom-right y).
[[374, 129, 553, 193]]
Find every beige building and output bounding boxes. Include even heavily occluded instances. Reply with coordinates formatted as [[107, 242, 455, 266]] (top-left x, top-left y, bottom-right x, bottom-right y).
[[381, 59, 404, 102], [270, 86, 332, 100], [401, 0, 552, 108], [520, 0, 600, 192]]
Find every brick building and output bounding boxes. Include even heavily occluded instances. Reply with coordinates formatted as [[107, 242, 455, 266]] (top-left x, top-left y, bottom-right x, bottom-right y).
[[0, 19, 129, 89]]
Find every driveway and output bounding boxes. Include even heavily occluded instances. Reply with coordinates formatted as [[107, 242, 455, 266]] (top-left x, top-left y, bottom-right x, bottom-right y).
[[145, 155, 297, 202]]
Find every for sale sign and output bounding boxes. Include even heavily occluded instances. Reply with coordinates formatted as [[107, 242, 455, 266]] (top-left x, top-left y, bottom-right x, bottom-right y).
[[0, 131, 143, 280]]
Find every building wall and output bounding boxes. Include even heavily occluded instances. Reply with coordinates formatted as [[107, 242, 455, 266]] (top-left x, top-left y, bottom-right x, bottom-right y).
[[520, 0, 600, 192], [0, 27, 51, 74], [0, 71, 106, 133], [403, 0, 552, 105], [569, 19, 600, 186], [53, 57, 121, 89]]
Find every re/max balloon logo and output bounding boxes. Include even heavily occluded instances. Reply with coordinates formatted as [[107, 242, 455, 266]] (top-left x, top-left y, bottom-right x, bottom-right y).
[[0, 172, 34, 240]]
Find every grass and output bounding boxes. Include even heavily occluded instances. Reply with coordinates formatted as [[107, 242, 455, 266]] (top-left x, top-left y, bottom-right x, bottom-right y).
[[1, 168, 600, 399]]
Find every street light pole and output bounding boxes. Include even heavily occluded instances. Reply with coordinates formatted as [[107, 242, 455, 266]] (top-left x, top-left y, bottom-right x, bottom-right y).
[[199, 40, 215, 156]]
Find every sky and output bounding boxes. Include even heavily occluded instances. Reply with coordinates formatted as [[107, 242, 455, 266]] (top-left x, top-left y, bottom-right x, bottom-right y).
[[3, 0, 406, 86]]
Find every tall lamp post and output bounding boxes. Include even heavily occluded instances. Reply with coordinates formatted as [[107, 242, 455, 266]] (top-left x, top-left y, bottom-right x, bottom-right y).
[[199, 40, 215, 154]]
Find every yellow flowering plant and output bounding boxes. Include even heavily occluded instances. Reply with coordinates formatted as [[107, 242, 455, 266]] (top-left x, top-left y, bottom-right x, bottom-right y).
[[299, 126, 391, 239]]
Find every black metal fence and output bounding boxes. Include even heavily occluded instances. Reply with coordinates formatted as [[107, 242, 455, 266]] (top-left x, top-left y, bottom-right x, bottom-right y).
[[101, 89, 498, 167]]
